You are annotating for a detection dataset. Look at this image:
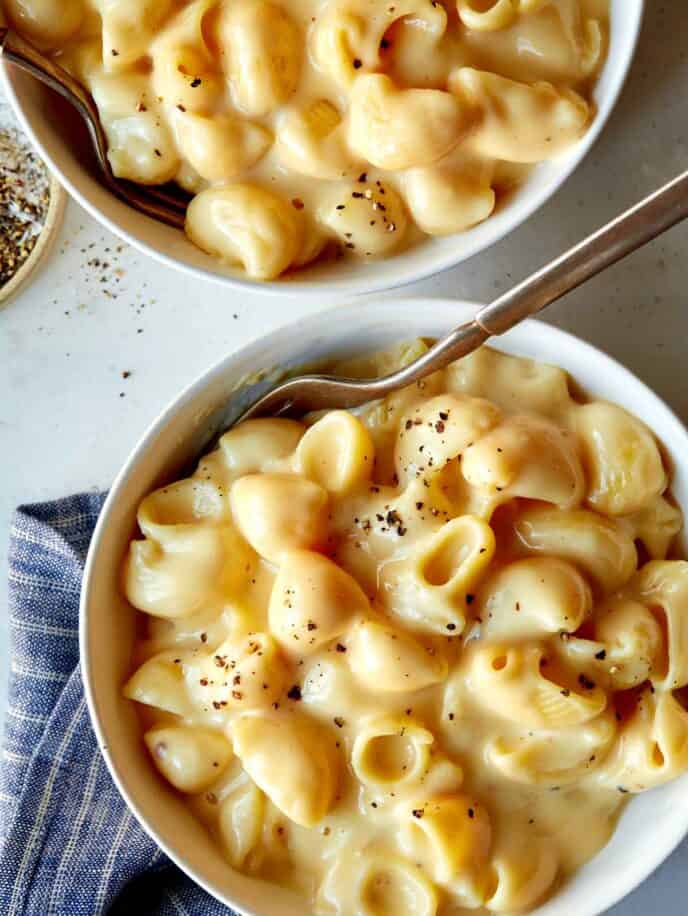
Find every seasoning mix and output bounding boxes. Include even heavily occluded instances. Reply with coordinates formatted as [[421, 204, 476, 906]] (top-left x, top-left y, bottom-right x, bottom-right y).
[[0, 120, 51, 292]]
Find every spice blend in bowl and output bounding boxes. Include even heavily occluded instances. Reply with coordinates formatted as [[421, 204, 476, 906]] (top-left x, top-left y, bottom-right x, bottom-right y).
[[0, 102, 64, 306]]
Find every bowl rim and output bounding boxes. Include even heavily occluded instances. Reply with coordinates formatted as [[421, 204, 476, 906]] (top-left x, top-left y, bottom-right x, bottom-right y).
[[1, 0, 645, 298], [80, 294, 688, 916]]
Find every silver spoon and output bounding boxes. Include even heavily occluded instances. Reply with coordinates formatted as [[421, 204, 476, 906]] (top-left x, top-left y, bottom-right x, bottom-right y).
[[0, 26, 188, 228], [239, 169, 688, 421]]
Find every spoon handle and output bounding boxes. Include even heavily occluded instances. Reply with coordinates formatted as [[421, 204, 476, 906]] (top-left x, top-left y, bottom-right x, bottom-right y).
[[475, 169, 688, 335]]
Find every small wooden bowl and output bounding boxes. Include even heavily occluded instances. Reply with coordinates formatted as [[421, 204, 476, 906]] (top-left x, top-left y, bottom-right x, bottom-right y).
[[0, 173, 66, 308]]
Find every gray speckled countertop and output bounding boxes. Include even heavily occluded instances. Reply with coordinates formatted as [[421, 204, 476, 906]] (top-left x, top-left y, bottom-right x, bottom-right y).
[[1, 3, 687, 912]]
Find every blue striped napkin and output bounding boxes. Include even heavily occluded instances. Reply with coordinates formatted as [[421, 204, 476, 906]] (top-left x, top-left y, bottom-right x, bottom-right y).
[[0, 494, 235, 915]]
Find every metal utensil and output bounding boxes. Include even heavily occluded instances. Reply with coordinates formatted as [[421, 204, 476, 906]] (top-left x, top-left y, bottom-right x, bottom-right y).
[[240, 168, 688, 421], [0, 26, 188, 228]]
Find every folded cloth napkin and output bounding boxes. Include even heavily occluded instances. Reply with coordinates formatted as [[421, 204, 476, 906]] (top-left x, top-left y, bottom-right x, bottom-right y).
[[0, 494, 236, 916]]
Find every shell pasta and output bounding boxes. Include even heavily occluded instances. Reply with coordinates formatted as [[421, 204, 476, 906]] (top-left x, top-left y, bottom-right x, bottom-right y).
[[122, 341, 688, 915], [9, 0, 609, 280]]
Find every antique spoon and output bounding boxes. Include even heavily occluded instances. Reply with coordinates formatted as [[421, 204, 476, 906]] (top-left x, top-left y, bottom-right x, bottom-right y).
[[0, 26, 188, 228], [239, 168, 688, 421]]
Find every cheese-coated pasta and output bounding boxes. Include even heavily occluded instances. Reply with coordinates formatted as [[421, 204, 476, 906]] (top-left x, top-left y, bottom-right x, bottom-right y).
[[123, 651, 190, 716], [220, 0, 301, 117], [486, 713, 617, 787], [486, 834, 559, 913], [597, 689, 688, 793], [466, 642, 607, 728], [317, 179, 409, 257], [319, 852, 439, 916], [450, 68, 591, 163], [268, 550, 369, 653], [144, 725, 233, 793], [399, 794, 492, 906], [150, 0, 220, 112], [230, 712, 341, 827], [296, 411, 374, 493], [229, 472, 329, 561], [403, 164, 496, 236], [478, 557, 592, 640], [351, 716, 434, 787], [219, 418, 305, 478], [625, 561, 688, 691], [347, 74, 472, 171], [508, 504, 638, 594], [394, 393, 501, 486], [275, 100, 357, 181], [571, 401, 667, 516], [217, 781, 266, 869], [380, 515, 496, 633], [5, 0, 85, 46], [461, 414, 585, 508], [345, 620, 448, 692], [185, 185, 303, 280]]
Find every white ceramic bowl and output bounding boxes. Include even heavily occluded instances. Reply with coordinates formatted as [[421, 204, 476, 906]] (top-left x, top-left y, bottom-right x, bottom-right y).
[[3, 1, 643, 298], [81, 297, 688, 916]]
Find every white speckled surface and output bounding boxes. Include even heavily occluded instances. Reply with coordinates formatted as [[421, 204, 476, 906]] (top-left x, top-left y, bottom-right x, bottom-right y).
[[1, 4, 687, 912]]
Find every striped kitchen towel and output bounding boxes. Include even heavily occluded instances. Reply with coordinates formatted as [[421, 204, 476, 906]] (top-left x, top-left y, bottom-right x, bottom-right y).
[[0, 493, 236, 915]]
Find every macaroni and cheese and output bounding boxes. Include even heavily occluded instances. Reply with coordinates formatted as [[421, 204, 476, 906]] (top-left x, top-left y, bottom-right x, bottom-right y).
[[8, 0, 608, 279], [122, 341, 688, 915]]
